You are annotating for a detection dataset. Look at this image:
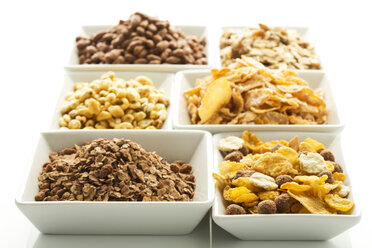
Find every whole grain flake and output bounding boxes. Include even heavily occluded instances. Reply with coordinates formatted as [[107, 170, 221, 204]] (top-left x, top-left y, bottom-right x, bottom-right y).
[[35, 138, 195, 202]]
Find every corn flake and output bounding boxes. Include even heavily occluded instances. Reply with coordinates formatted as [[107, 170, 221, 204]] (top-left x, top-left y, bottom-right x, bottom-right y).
[[324, 194, 354, 212], [281, 182, 311, 192], [242, 131, 263, 153], [231, 177, 261, 192], [218, 161, 248, 177], [252, 152, 297, 177], [275, 146, 300, 171], [326, 161, 335, 172], [199, 78, 232, 123], [287, 190, 335, 214], [288, 136, 299, 152], [299, 141, 317, 153], [243, 201, 259, 208], [290, 202, 303, 213], [227, 186, 259, 203], [333, 172, 345, 182], [303, 138, 325, 151], [258, 191, 280, 201]]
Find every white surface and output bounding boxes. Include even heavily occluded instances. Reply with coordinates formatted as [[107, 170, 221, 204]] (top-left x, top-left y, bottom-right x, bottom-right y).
[[16, 130, 214, 234], [50, 70, 174, 130], [65, 25, 213, 72], [1, 0, 372, 247], [212, 221, 354, 248], [173, 70, 343, 133], [28, 212, 211, 248], [212, 132, 360, 240]]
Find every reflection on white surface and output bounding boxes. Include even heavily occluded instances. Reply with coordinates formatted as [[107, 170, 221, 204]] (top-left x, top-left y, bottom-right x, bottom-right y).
[[212, 223, 353, 248], [32, 214, 210, 248]]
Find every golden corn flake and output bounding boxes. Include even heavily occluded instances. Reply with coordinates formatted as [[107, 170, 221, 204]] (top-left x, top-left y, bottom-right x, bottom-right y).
[[243, 200, 259, 208], [294, 175, 327, 184], [242, 131, 263, 153], [258, 191, 280, 201], [333, 172, 346, 182], [288, 136, 299, 152], [275, 146, 300, 171], [231, 177, 261, 192], [227, 186, 259, 203], [320, 182, 342, 196], [252, 152, 297, 177], [299, 141, 317, 153], [248, 206, 258, 214], [303, 138, 325, 152], [199, 78, 232, 123], [326, 161, 335, 172], [298, 206, 311, 214], [281, 182, 311, 192], [260, 140, 289, 153], [287, 190, 335, 214], [324, 194, 354, 212], [218, 161, 248, 177], [213, 172, 224, 182], [290, 202, 303, 213], [223, 186, 232, 201], [242, 131, 289, 154], [239, 154, 255, 168]]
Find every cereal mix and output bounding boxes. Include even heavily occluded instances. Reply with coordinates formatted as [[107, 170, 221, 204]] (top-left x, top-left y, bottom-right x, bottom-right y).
[[184, 57, 327, 125], [214, 131, 353, 215]]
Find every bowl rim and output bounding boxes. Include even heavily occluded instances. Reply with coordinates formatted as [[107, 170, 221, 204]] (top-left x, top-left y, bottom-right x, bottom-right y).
[[15, 129, 215, 206]]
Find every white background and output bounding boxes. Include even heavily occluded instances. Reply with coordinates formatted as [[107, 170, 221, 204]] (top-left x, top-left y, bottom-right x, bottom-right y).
[[0, 0, 371, 247]]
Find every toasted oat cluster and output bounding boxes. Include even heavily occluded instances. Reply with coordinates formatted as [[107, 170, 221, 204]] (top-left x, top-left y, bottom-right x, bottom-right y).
[[35, 138, 195, 201], [220, 24, 321, 69], [214, 132, 353, 215], [184, 57, 327, 125]]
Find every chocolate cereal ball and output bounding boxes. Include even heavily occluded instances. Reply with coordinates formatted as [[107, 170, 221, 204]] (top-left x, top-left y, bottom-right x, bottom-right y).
[[274, 193, 292, 213], [224, 151, 244, 162], [258, 200, 277, 214], [233, 170, 256, 180], [319, 149, 335, 162], [275, 175, 293, 187], [318, 171, 334, 184], [332, 162, 343, 173], [239, 145, 250, 156], [226, 204, 246, 215]]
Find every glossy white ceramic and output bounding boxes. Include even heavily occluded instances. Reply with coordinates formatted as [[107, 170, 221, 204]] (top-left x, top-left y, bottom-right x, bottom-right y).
[[16, 130, 214, 235], [212, 131, 361, 240], [173, 70, 343, 133]]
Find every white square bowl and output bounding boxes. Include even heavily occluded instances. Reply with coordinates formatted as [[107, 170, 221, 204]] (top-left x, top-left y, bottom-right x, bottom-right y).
[[216, 26, 323, 72], [65, 25, 213, 72], [173, 70, 343, 133], [212, 131, 361, 240], [15, 130, 214, 235], [51, 70, 174, 130]]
